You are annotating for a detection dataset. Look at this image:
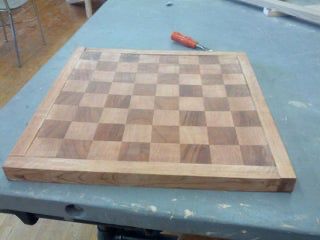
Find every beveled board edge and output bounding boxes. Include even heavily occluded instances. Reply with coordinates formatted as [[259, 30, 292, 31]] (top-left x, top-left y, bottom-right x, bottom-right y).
[[9, 47, 86, 156], [237, 54, 296, 191], [4, 156, 282, 191]]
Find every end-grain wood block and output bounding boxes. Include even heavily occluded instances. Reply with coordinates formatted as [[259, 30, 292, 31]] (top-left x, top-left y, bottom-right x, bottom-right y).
[[3, 48, 296, 192]]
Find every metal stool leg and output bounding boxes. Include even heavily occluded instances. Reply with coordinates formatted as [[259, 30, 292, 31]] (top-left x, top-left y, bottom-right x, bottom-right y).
[[0, 12, 8, 42], [7, 12, 21, 67], [31, 0, 46, 45]]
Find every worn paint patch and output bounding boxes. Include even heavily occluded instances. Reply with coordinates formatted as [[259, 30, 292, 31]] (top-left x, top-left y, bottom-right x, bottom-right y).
[[171, 198, 177, 202], [288, 100, 310, 109], [148, 205, 157, 213], [218, 203, 231, 209], [206, 231, 218, 236], [240, 203, 250, 207], [281, 224, 295, 229], [184, 209, 194, 219]]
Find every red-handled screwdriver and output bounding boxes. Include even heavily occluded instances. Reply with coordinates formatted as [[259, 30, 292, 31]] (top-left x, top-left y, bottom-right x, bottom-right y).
[[171, 32, 211, 51]]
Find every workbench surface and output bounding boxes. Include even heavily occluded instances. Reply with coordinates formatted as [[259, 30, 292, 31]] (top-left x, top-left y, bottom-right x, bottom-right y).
[[1, 1, 319, 239]]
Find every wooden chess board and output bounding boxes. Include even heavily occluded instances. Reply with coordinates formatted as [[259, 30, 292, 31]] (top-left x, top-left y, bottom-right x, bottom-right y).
[[3, 48, 296, 192]]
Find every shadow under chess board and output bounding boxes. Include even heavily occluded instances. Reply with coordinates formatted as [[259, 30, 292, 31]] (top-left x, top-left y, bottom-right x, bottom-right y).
[[3, 48, 296, 192]]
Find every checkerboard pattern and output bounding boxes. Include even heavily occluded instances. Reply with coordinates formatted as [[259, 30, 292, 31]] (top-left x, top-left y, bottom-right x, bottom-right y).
[[27, 50, 275, 166]]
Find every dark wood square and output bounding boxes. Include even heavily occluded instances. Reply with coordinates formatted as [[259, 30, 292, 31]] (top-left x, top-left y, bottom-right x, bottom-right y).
[[57, 139, 91, 159], [221, 64, 242, 74], [37, 120, 70, 139], [181, 144, 211, 164], [105, 95, 131, 108], [118, 142, 150, 161], [240, 145, 275, 166], [154, 97, 179, 110], [208, 127, 238, 145], [180, 111, 206, 126], [204, 97, 229, 111], [179, 64, 200, 74], [226, 85, 250, 97], [94, 123, 125, 141], [152, 126, 179, 143], [55, 92, 83, 105], [69, 69, 93, 81], [86, 82, 111, 94], [96, 61, 117, 71], [133, 84, 156, 96], [81, 51, 101, 60], [232, 111, 261, 126], [198, 55, 219, 64], [113, 72, 136, 83], [158, 73, 179, 84], [201, 74, 223, 85], [127, 109, 153, 125], [73, 107, 103, 122], [180, 85, 202, 97], [119, 53, 140, 62], [159, 55, 179, 64], [138, 63, 159, 73]]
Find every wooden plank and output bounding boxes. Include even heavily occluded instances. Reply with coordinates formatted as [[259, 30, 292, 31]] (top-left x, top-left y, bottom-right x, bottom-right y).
[[238, 53, 296, 191], [236, 0, 320, 25], [4, 156, 281, 191]]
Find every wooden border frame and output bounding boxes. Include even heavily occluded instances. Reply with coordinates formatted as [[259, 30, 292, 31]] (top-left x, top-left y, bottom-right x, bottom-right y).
[[3, 48, 296, 192], [236, 0, 320, 25]]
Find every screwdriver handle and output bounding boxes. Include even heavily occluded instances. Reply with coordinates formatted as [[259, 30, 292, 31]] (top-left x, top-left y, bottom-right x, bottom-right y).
[[171, 32, 197, 49]]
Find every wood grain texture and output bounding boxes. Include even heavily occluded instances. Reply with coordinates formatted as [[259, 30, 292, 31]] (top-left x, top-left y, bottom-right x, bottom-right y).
[[3, 48, 296, 192]]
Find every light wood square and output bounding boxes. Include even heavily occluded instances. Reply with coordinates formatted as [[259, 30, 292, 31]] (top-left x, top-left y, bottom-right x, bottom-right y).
[[211, 145, 243, 165], [150, 143, 180, 162], [27, 138, 62, 157], [79, 93, 107, 107], [156, 84, 179, 96], [199, 64, 221, 74], [228, 97, 255, 111], [153, 110, 179, 126], [179, 97, 204, 111], [223, 74, 246, 85], [75, 59, 97, 70], [109, 82, 134, 95], [236, 127, 267, 145], [130, 96, 155, 109], [92, 71, 115, 82], [205, 111, 234, 127], [100, 108, 128, 123], [135, 73, 157, 84], [158, 64, 179, 74], [179, 74, 202, 85], [63, 80, 89, 92], [123, 124, 152, 143], [202, 85, 227, 97], [47, 105, 77, 121], [180, 126, 209, 144], [218, 56, 238, 64], [179, 56, 199, 64], [100, 52, 121, 62], [139, 54, 159, 63], [87, 141, 121, 160], [65, 122, 98, 140], [116, 62, 138, 72]]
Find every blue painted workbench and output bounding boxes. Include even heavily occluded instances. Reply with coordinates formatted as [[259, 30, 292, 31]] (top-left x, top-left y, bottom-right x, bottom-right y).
[[1, 1, 320, 239]]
